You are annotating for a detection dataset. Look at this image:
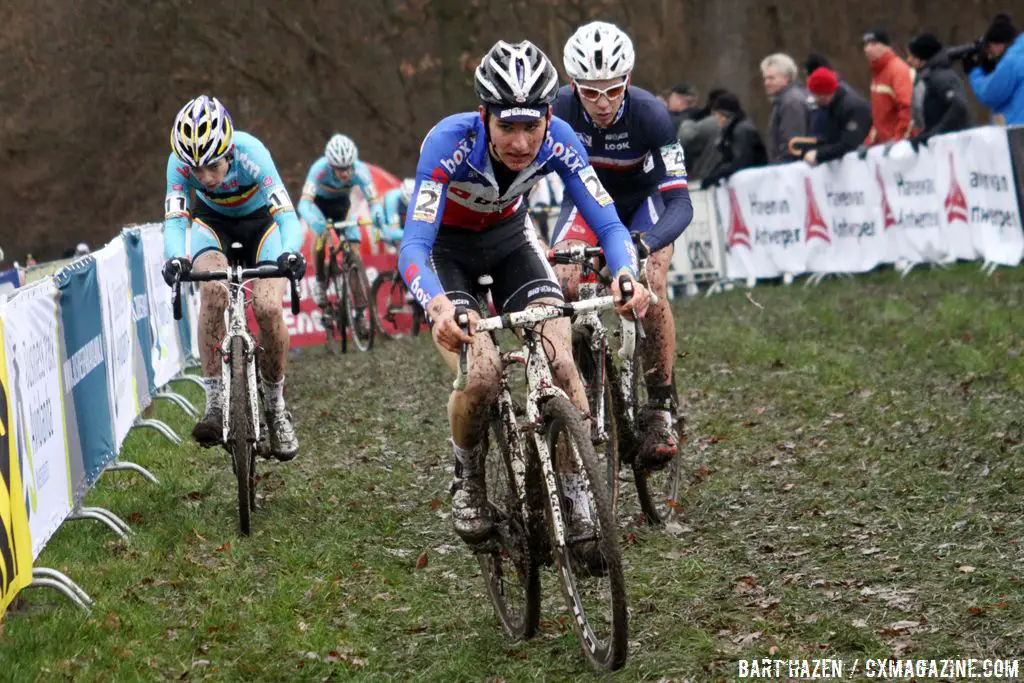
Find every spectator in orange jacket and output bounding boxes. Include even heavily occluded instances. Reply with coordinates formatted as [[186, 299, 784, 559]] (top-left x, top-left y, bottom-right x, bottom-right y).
[[862, 28, 914, 145]]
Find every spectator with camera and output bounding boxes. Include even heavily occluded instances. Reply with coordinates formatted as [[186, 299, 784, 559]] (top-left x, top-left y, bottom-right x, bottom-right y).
[[862, 28, 914, 145], [963, 13, 1024, 125], [761, 53, 811, 164], [905, 33, 971, 150], [802, 67, 873, 166], [700, 90, 768, 188]]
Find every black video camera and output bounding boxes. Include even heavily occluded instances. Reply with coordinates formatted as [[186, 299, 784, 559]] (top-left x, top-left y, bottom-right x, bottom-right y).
[[946, 38, 984, 62]]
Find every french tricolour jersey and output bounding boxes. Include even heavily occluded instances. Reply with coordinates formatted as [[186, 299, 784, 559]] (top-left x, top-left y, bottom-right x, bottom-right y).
[[398, 112, 638, 308], [553, 85, 692, 252]]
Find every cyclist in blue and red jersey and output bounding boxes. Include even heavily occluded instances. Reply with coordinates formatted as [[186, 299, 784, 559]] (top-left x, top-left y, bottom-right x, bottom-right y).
[[297, 134, 388, 308], [399, 40, 651, 547], [161, 96, 306, 460], [553, 22, 694, 472]]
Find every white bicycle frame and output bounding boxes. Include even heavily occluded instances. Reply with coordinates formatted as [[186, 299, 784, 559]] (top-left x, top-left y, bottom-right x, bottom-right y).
[[454, 297, 616, 549], [215, 270, 261, 446]]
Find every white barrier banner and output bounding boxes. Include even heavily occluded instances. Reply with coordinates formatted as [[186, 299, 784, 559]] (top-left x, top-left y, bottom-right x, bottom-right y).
[[1, 281, 71, 557], [720, 164, 809, 280], [806, 154, 887, 274], [95, 241, 139, 450], [143, 227, 185, 387], [932, 127, 1023, 266], [872, 142, 947, 264], [672, 188, 725, 282]]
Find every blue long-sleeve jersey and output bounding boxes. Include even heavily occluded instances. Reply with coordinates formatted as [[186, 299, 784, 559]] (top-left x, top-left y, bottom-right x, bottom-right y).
[[398, 112, 639, 310]]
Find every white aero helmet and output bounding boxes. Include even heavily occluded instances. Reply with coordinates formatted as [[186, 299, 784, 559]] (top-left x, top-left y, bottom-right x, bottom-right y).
[[170, 95, 234, 167], [563, 21, 635, 81], [400, 178, 416, 206], [325, 134, 358, 168]]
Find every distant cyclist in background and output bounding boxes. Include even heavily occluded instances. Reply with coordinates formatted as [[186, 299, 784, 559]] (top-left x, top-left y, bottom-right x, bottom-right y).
[[298, 134, 388, 308], [553, 21, 694, 471], [381, 178, 415, 243], [161, 95, 306, 460]]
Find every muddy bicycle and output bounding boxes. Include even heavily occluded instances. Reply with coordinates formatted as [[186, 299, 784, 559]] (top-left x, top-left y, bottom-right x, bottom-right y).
[[169, 246, 301, 535], [548, 243, 684, 525], [454, 282, 637, 670]]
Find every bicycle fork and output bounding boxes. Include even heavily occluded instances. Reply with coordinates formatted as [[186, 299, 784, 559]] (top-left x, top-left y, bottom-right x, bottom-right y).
[[219, 288, 261, 446]]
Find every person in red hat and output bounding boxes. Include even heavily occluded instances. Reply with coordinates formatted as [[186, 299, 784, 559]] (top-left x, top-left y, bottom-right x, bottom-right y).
[[802, 67, 873, 166]]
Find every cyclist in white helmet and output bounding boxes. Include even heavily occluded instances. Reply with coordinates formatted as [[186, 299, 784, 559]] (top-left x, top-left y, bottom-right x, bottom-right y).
[[553, 21, 694, 472], [162, 95, 306, 460], [298, 134, 388, 308]]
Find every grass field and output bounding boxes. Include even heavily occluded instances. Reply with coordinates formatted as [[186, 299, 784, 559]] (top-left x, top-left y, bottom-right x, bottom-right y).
[[2, 263, 1023, 682]]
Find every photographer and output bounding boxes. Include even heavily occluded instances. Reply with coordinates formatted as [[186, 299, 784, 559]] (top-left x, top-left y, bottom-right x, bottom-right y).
[[964, 14, 1023, 124], [906, 33, 971, 150]]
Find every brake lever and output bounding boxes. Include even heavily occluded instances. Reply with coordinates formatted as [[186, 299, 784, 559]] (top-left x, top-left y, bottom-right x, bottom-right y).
[[172, 277, 183, 321], [452, 307, 471, 391]]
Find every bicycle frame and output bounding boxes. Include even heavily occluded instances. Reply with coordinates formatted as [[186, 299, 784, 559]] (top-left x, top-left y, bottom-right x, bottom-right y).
[[457, 298, 615, 549], [171, 259, 301, 448], [217, 270, 261, 446]]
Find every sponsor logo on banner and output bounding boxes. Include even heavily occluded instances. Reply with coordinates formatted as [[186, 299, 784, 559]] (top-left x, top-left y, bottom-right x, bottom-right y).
[[876, 165, 897, 230], [944, 154, 969, 225], [0, 316, 33, 615], [726, 188, 751, 250], [804, 178, 830, 244], [748, 192, 801, 248]]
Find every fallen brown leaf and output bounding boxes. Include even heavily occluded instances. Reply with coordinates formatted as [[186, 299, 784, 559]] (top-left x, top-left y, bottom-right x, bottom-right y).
[[415, 551, 429, 569]]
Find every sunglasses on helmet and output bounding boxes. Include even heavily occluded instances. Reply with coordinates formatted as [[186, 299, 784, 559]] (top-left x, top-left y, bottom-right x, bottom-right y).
[[575, 79, 628, 102]]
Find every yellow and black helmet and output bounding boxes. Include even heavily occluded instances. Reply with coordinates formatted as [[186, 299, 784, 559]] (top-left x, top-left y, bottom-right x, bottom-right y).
[[169, 95, 234, 167]]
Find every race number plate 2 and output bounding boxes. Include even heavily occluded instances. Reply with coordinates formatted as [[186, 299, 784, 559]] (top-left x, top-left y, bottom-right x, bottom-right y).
[[578, 167, 613, 207], [412, 181, 443, 222]]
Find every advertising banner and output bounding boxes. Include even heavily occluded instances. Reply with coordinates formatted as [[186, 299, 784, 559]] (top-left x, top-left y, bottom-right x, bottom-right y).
[[2, 280, 72, 557]]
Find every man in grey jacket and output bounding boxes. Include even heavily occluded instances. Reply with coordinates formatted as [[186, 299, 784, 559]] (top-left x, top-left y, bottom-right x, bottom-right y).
[[761, 53, 811, 163]]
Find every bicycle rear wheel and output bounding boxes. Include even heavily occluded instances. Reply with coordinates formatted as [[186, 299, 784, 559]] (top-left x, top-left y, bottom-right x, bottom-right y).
[[542, 396, 628, 671], [572, 332, 619, 511], [477, 400, 542, 640], [229, 336, 256, 536], [346, 264, 375, 352]]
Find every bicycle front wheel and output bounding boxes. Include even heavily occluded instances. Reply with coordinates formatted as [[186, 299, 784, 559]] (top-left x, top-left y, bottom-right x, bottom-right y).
[[477, 400, 542, 640], [542, 395, 628, 671], [346, 264, 375, 352], [229, 336, 256, 536], [629, 357, 684, 526]]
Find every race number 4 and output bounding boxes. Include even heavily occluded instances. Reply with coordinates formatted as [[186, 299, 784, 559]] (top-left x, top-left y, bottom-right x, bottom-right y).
[[412, 181, 443, 223], [578, 167, 613, 207], [660, 142, 687, 177]]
